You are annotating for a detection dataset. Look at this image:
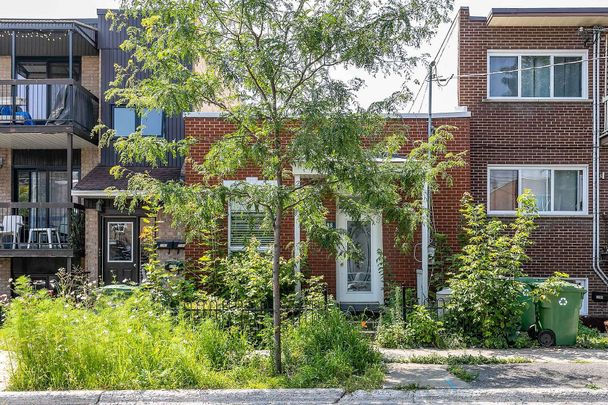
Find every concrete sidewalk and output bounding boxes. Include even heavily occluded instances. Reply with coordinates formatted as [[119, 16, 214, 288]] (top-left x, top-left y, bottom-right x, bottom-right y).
[[380, 347, 608, 363], [0, 389, 346, 404], [1, 388, 608, 404]]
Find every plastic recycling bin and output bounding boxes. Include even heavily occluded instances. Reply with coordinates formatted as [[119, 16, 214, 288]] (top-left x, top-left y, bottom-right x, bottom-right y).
[[535, 283, 585, 346]]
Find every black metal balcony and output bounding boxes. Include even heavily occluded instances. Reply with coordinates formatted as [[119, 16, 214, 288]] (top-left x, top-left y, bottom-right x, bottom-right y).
[[0, 202, 84, 257], [0, 79, 99, 141]]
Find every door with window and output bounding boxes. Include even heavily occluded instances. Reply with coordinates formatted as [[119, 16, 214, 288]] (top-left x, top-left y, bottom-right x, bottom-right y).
[[336, 210, 383, 304], [103, 217, 139, 284]]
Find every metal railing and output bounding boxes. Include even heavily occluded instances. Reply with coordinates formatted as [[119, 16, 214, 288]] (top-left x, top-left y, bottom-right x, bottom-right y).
[[0, 79, 99, 132], [0, 202, 84, 254]]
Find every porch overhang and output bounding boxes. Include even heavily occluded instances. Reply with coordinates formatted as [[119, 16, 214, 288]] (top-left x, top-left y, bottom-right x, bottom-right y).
[[0, 19, 98, 56], [487, 8, 608, 27], [0, 129, 97, 149]]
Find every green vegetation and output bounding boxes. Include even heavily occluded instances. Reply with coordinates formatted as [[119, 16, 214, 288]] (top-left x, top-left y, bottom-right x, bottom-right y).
[[444, 191, 538, 348], [2, 277, 382, 391], [283, 307, 384, 391], [576, 322, 608, 349], [103, 0, 461, 373], [392, 383, 430, 391], [403, 354, 531, 365], [585, 383, 601, 390], [446, 364, 478, 382]]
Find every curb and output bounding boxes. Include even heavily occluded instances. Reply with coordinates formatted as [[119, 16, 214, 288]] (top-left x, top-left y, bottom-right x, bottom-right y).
[[0, 388, 346, 405]]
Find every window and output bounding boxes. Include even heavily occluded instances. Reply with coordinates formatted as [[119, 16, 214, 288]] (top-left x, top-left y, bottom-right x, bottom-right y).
[[488, 166, 586, 215], [225, 178, 276, 252], [228, 202, 274, 252], [112, 107, 163, 137], [488, 51, 586, 99]]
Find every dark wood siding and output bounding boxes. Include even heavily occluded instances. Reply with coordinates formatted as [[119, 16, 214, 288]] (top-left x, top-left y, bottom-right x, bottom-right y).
[[97, 10, 184, 168]]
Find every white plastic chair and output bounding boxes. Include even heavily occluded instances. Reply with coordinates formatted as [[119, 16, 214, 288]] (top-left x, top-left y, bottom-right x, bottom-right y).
[[0, 215, 24, 249]]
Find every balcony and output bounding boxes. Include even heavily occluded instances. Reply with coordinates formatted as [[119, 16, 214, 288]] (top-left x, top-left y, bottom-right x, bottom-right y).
[[0, 202, 84, 257], [0, 79, 99, 148]]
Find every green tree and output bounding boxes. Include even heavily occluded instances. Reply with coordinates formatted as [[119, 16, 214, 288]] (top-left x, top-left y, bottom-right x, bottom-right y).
[[446, 191, 538, 347], [101, 0, 461, 372]]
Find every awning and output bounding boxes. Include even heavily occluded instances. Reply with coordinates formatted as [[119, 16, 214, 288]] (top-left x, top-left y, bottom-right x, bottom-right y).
[[487, 8, 608, 27]]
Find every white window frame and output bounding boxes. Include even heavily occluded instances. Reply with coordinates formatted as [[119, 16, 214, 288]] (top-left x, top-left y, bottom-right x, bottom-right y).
[[487, 50, 588, 101], [487, 165, 588, 216], [224, 178, 276, 252]]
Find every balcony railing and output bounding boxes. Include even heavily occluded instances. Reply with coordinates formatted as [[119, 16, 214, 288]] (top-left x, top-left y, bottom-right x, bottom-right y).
[[0, 202, 84, 257], [0, 79, 99, 134]]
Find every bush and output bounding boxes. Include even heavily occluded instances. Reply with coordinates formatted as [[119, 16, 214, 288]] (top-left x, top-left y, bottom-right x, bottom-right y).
[[576, 322, 608, 349], [3, 277, 278, 390], [376, 304, 443, 349], [282, 307, 383, 390], [445, 191, 537, 348]]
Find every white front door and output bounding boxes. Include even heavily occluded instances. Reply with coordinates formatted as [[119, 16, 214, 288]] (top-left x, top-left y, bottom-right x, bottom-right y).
[[336, 210, 383, 304]]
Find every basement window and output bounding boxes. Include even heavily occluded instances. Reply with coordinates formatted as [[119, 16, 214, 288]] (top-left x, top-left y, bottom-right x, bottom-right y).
[[488, 166, 587, 215], [488, 51, 586, 100]]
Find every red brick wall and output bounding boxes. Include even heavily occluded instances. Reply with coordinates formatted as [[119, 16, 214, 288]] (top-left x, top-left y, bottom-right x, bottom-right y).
[[184, 115, 470, 300], [458, 7, 608, 315]]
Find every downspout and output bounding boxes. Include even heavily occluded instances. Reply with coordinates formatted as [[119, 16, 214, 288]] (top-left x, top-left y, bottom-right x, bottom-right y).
[[592, 27, 608, 286]]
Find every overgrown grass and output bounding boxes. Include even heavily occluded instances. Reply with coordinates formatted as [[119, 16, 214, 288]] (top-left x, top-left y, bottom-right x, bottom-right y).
[[392, 382, 430, 391], [576, 323, 608, 349], [282, 307, 384, 391], [446, 364, 478, 382], [402, 354, 531, 365], [1, 280, 383, 391]]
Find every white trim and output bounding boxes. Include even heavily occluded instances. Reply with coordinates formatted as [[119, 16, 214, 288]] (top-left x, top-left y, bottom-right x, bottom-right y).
[[184, 111, 472, 119], [487, 49, 589, 101], [71, 189, 137, 198], [487, 164, 589, 216], [106, 221, 134, 263]]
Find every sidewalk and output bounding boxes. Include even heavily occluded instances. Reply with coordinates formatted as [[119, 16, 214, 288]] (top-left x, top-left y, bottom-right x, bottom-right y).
[[0, 388, 608, 404], [380, 347, 608, 363]]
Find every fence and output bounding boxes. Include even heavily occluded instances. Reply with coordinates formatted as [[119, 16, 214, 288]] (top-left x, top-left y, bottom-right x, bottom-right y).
[[182, 285, 448, 343], [183, 289, 330, 345]]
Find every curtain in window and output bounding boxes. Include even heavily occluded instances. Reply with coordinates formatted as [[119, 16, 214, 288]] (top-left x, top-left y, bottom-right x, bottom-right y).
[[554, 57, 582, 98], [554, 170, 582, 211], [521, 56, 550, 97], [489, 170, 518, 211], [521, 169, 551, 211]]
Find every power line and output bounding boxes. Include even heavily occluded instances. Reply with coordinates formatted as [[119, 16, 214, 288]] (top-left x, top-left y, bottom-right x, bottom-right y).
[[407, 12, 458, 113], [434, 54, 608, 82]]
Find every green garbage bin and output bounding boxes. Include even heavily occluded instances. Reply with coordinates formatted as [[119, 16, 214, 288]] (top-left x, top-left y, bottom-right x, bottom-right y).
[[514, 277, 545, 332], [535, 282, 585, 346]]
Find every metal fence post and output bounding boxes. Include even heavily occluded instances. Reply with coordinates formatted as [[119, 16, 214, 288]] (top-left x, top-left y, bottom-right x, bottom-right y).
[[401, 284, 407, 322]]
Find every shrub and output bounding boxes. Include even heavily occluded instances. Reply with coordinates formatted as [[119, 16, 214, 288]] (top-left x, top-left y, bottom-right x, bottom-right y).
[[576, 322, 608, 349], [3, 277, 277, 390], [376, 305, 443, 349], [282, 307, 383, 390], [445, 191, 537, 348]]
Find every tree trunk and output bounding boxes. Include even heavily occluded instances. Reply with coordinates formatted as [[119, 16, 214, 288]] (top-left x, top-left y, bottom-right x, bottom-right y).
[[272, 163, 283, 374]]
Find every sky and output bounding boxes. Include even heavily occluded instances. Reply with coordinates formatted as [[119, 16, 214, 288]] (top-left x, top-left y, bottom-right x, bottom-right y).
[[2, 0, 605, 113]]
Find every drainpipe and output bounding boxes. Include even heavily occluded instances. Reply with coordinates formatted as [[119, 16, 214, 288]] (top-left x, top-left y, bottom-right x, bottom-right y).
[[592, 27, 608, 286]]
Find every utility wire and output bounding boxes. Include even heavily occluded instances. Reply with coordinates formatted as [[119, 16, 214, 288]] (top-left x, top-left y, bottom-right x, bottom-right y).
[[407, 12, 459, 113], [433, 54, 608, 83]]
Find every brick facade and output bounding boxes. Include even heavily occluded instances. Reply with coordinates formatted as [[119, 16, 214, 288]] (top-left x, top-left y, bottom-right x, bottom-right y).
[[184, 116, 470, 300], [0, 56, 10, 80], [458, 7, 608, 315], [81, 56, 100, 98]]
